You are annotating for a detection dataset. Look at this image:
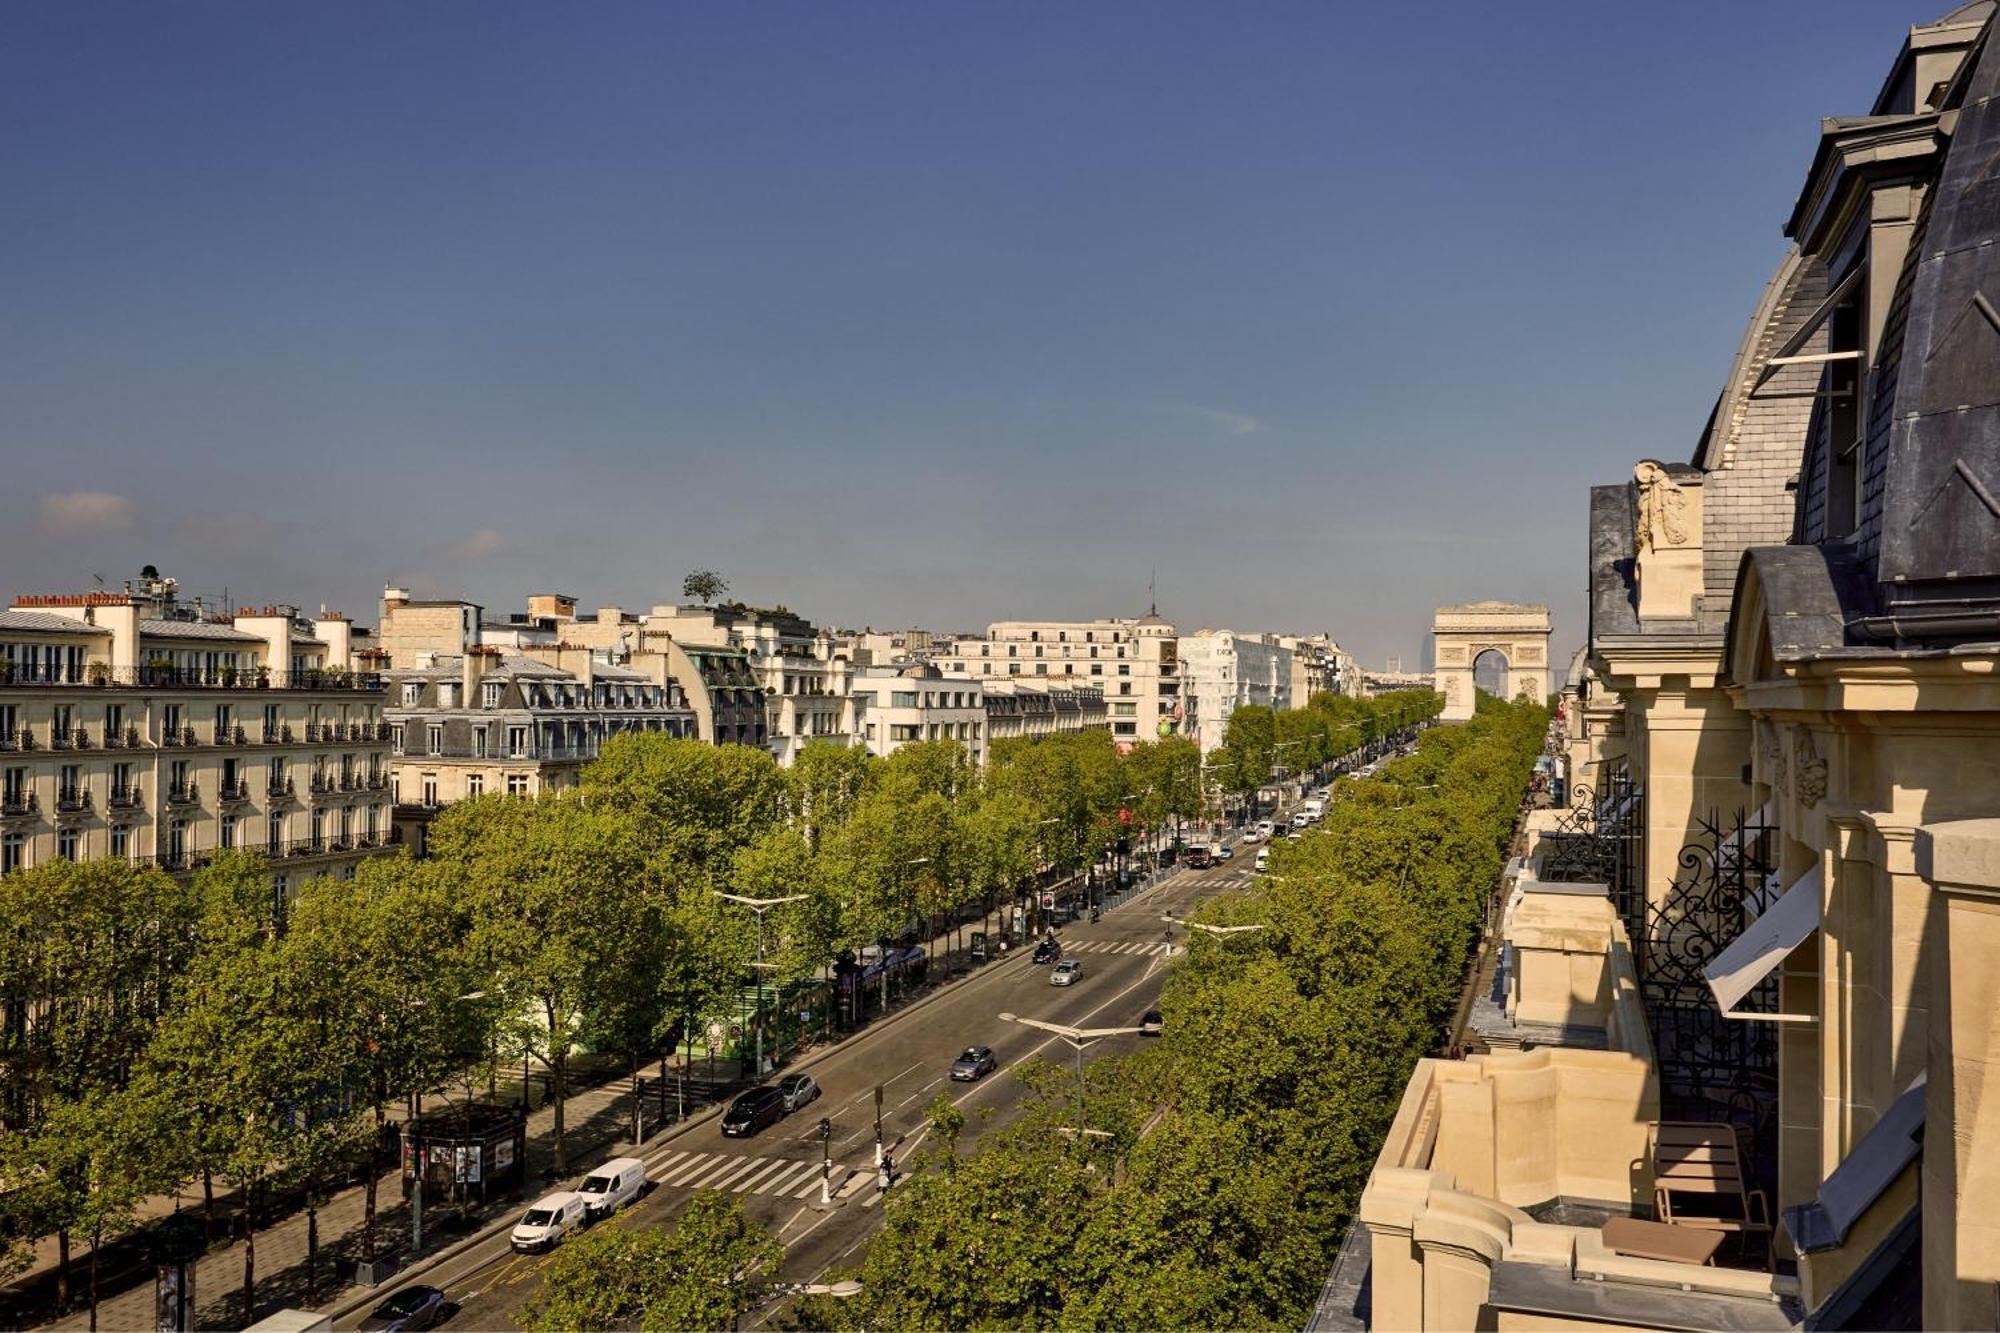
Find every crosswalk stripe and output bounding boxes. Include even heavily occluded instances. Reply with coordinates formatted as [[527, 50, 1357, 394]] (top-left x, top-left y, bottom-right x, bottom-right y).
[[661, 1153, 720, 1185], [761, 1161, 817, 1195], [650, 1150, 692, 1175], [705, 1159, 768, 1190], [1114, 942, 1138, 954], [836, 1168, 871, 1198], [780, 1163, 831, 1198], [732, 1159, 796, 1193], [682, 1157, 749, 1189]]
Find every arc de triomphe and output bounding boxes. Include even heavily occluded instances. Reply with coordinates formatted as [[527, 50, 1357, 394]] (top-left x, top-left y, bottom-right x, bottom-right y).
[[1432, 602, 1552, 721]]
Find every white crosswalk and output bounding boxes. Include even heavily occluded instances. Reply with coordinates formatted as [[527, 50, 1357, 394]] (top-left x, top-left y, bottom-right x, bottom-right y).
[[648, 1148, 872, 1200], [1054, 939, 1174, 956]]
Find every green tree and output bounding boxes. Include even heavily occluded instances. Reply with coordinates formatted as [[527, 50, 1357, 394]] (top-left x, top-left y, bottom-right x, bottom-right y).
[[521, 1192, 783, 1333], [682, 569, 729, 604]]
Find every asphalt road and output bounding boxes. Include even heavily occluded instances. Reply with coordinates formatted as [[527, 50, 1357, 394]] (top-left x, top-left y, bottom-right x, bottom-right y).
[[343, 847, 1269, 1332]]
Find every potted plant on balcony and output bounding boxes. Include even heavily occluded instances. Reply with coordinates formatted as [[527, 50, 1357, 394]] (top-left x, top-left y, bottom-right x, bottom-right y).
[[220, 664, 238, 688], [86, 660, 110, 687], [256, 664, 270, 688]]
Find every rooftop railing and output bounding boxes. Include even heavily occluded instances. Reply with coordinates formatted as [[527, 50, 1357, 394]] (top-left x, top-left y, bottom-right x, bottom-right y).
[[0, 663, 385, 692]]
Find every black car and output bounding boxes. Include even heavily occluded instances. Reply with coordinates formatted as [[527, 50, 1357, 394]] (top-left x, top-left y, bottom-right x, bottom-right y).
[[1031, 939, 1062, 965], [1139, 1009, 1164, 1037], [359, 1284, 448, 1332], [721, 1087, 787, 1138]]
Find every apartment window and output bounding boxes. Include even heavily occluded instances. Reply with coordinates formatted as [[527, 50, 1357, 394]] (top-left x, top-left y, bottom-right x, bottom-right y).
[[163, 703, 182, 737], [220, 816, 236, 850], [390, 724, 405, 755], [506, 774, 530, 796], [508, 726, 527, 758], [438, 682, 458, 708], [170, 759, 189, 792], [1825, 269, 1867, 539], [390, 774, 400, 803], [1035, 664, 1047, 675], [467, 772, 484, 797], [1114, 722, 1137, 736], [263, 703, 279, 737], [891, 691, 918, 709], [1, 833, 21, 875], [215, 704, 232, 738], [1008, 645, 1017, 657], [338, 806, 353, 844], [57, 828, 79, 862], [427, 724, 443, 756], [110, 825, 129, 860], [268, 812, 284, 848], [366, 805, 379, 840], [1034, 646, 1044, 657], [1118, 664, 1131, 676], [1113, 703, 1137, 717], [1009, 663, 1021, 675], [981, 645, 991, 658], [1120, 683, 1133, 696], [1116, 647, 1126, 658], [421, 774, 439, 807], [473, 726, 489, 758], [1091, 664, 1103, 676], [169, 819, 187, 862], [484, 681, 503, 709], [311, 808, 326, 846], [402, 682, 422, 705]]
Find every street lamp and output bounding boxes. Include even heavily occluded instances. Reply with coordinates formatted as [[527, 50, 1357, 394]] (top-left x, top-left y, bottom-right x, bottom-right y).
[[716, 891, 809, 1079], [1161, 911, 1266, 937], [997, 1012, 1148, 1138]]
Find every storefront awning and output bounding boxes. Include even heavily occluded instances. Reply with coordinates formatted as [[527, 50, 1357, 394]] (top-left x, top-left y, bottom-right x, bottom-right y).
[[1703, 862, 1821, 1021]]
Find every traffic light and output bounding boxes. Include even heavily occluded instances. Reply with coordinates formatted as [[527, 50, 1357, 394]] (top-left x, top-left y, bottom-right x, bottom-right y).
[[819, 1117, 832, 1142]]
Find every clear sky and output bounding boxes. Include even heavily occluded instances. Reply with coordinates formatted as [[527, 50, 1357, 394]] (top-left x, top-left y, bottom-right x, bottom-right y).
[[0, 2, 1943, 668]]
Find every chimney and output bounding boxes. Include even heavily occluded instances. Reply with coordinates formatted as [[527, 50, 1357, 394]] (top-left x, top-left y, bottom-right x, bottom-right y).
[[464, 645, 494, 706]]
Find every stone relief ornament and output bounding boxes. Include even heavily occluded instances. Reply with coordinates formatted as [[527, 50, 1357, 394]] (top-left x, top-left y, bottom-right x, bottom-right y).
[[1793, 728, 1827, 809], [1762, 722, 1788, 795], [1635, 460, 1692, 552]]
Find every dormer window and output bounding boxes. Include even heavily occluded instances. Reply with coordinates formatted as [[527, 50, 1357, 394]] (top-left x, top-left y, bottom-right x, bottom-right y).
[[484, 681, 503, 709]]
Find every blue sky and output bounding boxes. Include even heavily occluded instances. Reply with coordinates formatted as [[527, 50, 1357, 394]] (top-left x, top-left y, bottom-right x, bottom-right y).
[[0, 2, 1939, 667]]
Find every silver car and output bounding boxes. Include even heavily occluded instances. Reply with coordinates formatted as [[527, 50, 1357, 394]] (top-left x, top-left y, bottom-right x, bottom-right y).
[[777, 1073, 820, 1112], [1050, 959, 1083, 986]]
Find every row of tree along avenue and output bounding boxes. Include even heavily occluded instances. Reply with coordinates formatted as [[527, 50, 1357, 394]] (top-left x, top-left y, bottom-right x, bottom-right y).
[[779, 694, 1541, 1330], [0, 693, 1425, 1327]]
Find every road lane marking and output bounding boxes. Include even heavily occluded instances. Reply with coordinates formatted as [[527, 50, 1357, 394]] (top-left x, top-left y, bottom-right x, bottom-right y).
[[732, 1159, 797, 1192], [661, 1153, 721, 1185], [682, 1156, 752, 1189]]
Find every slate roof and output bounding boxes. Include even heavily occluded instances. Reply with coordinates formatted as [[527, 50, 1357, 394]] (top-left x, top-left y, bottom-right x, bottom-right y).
[[139, 619, 260, 642], [0, 610, 100, 635]]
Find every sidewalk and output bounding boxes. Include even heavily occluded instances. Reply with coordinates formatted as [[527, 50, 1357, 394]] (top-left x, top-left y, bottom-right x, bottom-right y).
[[12, 863, 1156, 1331]]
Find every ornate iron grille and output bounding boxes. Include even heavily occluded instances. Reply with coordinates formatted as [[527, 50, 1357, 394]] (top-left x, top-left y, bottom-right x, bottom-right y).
[[1645, 807, 1779, 1191], [1537, 768, 1645, 948]]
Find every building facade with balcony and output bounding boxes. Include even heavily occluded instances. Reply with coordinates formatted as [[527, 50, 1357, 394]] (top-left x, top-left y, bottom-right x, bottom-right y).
[[0, 567, 391, 885], [936, 610, 1185, 746], [1322, 9, 2000, 1329], [382, 647, 692, 847], [1176, 629, 1295, 755], [851, 664, 985, 764], [640, 604, 857, 764]]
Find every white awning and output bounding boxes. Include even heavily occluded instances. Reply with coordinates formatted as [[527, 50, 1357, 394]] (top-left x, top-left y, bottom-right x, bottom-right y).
[[1703, 862, 1822, 1021]]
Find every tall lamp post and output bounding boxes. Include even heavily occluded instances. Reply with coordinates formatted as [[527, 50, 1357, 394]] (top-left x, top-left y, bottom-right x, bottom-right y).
[[997, 1012, 1148, 1141], [716, 891, 809, 1079]]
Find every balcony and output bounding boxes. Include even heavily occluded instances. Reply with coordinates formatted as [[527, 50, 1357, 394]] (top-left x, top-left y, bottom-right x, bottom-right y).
[[102, 725, 138, 749], [54, 786, 92, 815], [165, 782, 199, 807], [1316, 872, 1801, 1333], [267, 775, 294, 799], [263, 723, 294, 744], [226, 724, 247, 745], [366, 772, 387, 790], [217, 780, 251, 805], [304, 722, 323, 742], [1, 791, 37, 819], [0, 663, 388, 693], [339, 773, 361, 792], [106, 785, 142, 811], [161, 726, 196, 748], [15, 728, 37, 752]]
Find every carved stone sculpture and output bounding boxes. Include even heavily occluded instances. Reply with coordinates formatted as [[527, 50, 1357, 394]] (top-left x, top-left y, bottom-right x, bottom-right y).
[[1635, 460, 1692, 552]]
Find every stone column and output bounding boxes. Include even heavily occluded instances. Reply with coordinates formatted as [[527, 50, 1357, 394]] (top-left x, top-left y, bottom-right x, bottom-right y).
[[1916, 819, 2000, 1331]]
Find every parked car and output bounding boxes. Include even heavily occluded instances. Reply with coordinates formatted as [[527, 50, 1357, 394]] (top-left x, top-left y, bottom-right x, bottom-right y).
[[950, 1045, 999, 1081], [358, 1285, 447, 1332], [1213, 843, 1233, 861], [1050, 959, 1083, 986], [511, 1192, 589, 1253], [1139, 1009, 1164, 1037], [576, 1157, 647, 1219], [777, 1073, 821, 1112], [721, 1087, 788, 1138], [1031, 939, 1062, 965]]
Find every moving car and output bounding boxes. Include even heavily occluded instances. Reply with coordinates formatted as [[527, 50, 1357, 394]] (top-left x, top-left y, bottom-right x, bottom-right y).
[[1031, 939, 1062, 965], [1139, 1009, 1164, 1036], [357, 1285, 447, 1332], [777, 1073, 821, 1112], [1213, 843, 1233, 861], [1256, 820, 1276, 839], [1239, 827, 1261, 844], [1254, 849, 1270, 872], [1291, 812, 1311, 829], [577, 1157, 647, 1219], [1050, 958, 1083, 986], [721, 1087, 788, 1138], [950, 1045, 998, 1081], [511, 1192, 589, 1253]]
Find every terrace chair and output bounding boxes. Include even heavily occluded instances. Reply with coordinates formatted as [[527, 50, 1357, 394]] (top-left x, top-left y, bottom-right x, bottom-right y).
[[1648, 1121, 1773, 1266]]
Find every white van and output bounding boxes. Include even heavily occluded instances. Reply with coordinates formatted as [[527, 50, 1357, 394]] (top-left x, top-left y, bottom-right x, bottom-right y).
[[511, 1191, 589, 1252], [578, 1157, 648, 1219], [1300, 799, 1325, 821], [1254, 848, 1270, 872]]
